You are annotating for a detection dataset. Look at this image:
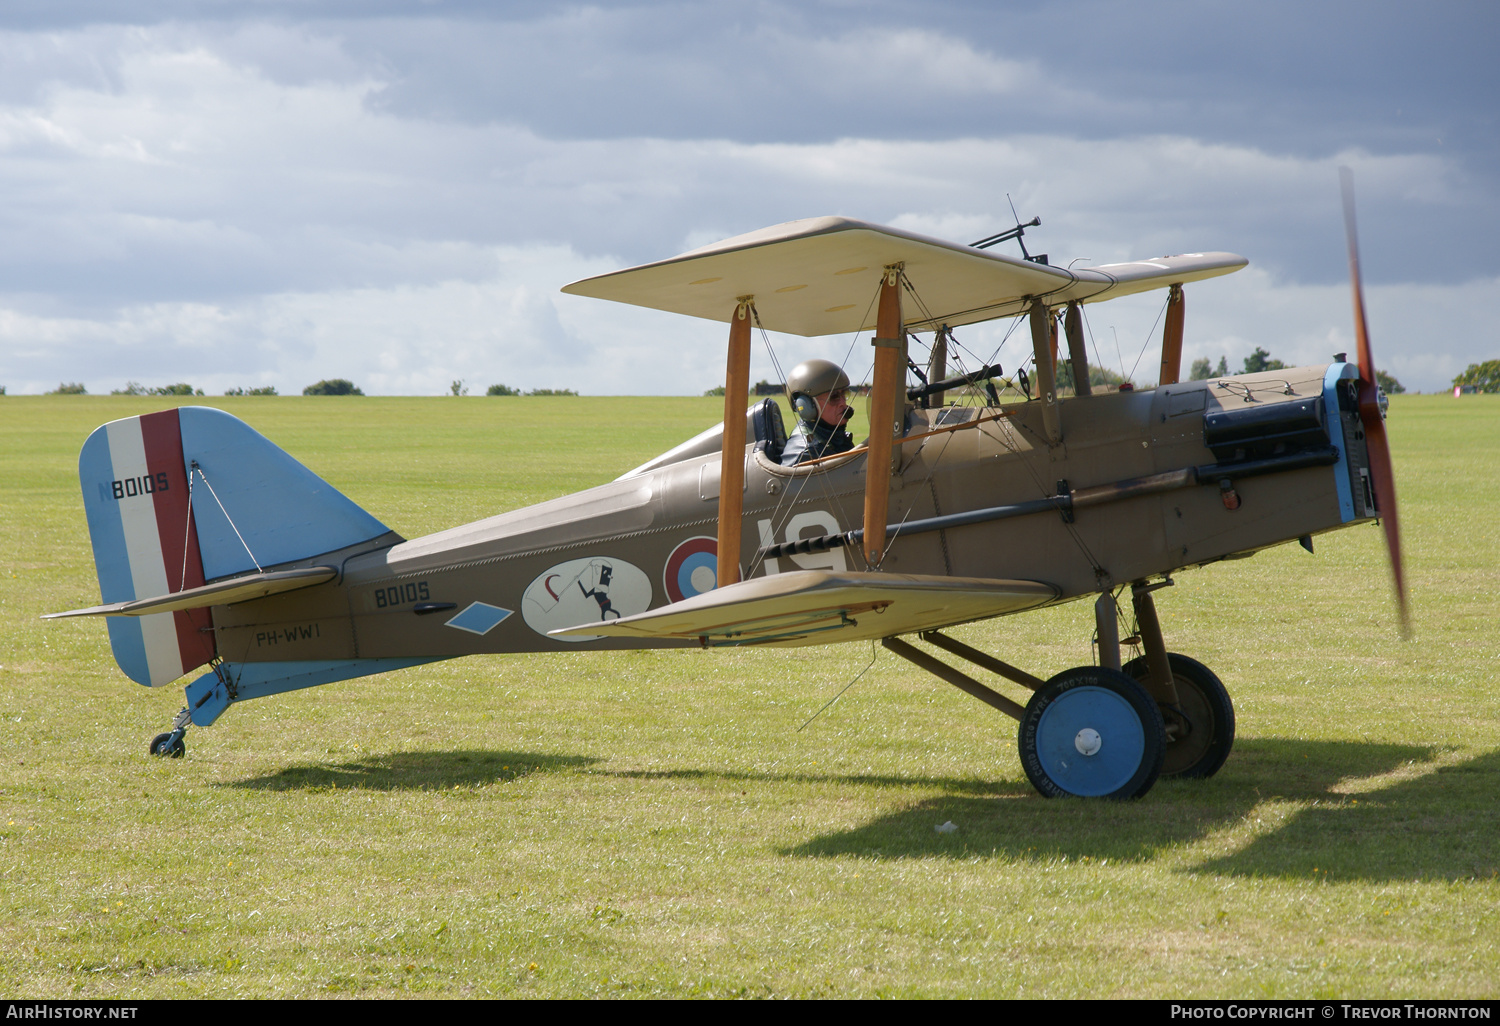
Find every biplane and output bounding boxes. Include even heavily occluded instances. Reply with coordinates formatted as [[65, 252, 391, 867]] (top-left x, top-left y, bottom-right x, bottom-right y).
[[47, 173, 1406, 799]]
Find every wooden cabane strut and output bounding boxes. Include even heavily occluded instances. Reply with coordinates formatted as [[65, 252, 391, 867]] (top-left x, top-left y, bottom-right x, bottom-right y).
[[863, 265, 905, 568], [716, 296, 754, 587], [1158, 283, 1186, 386]]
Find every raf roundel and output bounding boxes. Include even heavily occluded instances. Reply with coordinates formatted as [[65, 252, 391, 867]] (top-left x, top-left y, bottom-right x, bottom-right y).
[[664, 536, 718, 603]]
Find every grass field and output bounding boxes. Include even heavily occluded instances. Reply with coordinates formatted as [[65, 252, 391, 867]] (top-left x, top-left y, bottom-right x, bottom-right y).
[[1, 393, 1497, 999]]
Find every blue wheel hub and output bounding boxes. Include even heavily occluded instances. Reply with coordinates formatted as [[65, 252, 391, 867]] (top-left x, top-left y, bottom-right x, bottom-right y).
[[1033, 686, 1146, 797]]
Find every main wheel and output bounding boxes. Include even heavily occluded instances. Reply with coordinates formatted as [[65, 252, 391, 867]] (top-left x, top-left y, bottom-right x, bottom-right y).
[[148, 732, 185, 759], [1018, 667, 1165, 799], [1123, 653, 1234, 779]]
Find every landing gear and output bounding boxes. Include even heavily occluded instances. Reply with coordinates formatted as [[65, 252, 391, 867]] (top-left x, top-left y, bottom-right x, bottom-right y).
[[148, 731, 185, 758], [1124, 652, 1234, 779], [1018, 667, 1165, 799], [148, 708, 191, 759]]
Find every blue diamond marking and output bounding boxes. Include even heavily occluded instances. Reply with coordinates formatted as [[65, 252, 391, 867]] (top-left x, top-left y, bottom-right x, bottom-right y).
[[445, 602, 513, 636]]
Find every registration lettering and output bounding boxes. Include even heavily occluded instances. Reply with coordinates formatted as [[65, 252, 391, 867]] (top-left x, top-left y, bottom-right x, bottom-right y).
[[109, 473, 170, 500], [255, 623, 322, 647], [373, 581, 431, 609]]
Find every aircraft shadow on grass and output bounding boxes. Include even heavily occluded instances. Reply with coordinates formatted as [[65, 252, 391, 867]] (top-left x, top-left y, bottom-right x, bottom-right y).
[[606, 767, 1021, 797], [784, 739, 1500, 881], [226, 749, 600, 792], [1196, 746, 1500, 882]]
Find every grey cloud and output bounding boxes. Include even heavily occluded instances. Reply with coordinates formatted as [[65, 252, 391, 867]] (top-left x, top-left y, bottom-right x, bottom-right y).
[[0, 4, 1492, 397]]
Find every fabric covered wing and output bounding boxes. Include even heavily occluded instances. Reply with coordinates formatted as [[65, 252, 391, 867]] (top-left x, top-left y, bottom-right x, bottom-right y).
[[548, 570, 1059, 647], [561, 216, 1246, 336]]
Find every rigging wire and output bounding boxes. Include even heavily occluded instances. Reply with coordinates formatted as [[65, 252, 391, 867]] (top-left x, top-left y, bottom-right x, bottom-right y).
[[1127, 292, 1171, 385], [982, 409, 1108, 577], [191, 463, 262, 573], [178, 469, 197, 592], [1080, 304, 1110, 387], [797, 640, 878, 732]]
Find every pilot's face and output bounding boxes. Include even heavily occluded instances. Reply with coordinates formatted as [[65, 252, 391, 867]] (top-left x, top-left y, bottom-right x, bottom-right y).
[[817, 388, 849, 427]]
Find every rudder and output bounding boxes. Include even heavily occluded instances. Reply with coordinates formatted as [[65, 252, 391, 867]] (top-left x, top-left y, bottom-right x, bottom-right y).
[[78, 407, 396, 687]]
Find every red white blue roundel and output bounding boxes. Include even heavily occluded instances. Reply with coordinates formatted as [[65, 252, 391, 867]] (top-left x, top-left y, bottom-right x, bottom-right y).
[[664, 536, 718, 603]]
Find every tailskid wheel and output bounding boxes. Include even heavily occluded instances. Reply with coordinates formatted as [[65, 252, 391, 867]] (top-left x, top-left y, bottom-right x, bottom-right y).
[[1019, 667, 1165, 799], [1123, 653, 1234, 779], [149, 731, 186, 759]]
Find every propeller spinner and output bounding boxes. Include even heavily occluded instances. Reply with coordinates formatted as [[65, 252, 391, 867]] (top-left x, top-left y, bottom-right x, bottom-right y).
[[1340, 167, 1411, 636]]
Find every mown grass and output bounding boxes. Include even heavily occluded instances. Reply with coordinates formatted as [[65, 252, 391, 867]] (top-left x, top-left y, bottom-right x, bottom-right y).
[[1, 393, 1496, 999]]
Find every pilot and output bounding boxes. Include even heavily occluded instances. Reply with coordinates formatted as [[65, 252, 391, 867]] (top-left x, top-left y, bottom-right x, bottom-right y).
[[780, 358, 855, 466]]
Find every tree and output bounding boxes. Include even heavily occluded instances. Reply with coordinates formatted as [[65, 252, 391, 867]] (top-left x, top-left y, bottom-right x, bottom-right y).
[[526, 388, 578, 396], [111, 382, 148, 395], [486, 384, 521, 396], [1452, 360, 1500, 393], [450, 379, 468, 396], [303, 379, 364, 396], [1375, 369, 1406, 395], [225, 386, 278, 396], [1189, 355, 1229, 380], [150, 383, 202, 396], [1241, 347, 1285, 374], [48, 382, 87, 394], [703, 385, 726, 396], [1055, 361, 1126, 392]]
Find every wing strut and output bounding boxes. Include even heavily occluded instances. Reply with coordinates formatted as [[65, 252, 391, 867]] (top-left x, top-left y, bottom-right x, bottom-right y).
[[862, 267, 905, 566], [1028, 299, 1062, 444], [1158, 283, 1186, 386], [717, 296, 754, 586], [1064, 301, 1091, 397]]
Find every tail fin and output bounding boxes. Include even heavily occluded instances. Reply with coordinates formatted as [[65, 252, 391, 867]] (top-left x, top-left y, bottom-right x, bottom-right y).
[[77, 407, 395, 686]]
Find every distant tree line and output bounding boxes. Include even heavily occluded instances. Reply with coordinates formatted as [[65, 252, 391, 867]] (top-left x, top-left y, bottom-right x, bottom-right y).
[[110, 382, 205, 396], [1055, 362, 1127, 392], [1452, 361, 1500, 393], [1188, 349, 1405, 393], [487, 384, 578, 396]]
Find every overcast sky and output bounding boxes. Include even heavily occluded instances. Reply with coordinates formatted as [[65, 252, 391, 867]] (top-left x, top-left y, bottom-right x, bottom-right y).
[[0, 1, 1495, 396]]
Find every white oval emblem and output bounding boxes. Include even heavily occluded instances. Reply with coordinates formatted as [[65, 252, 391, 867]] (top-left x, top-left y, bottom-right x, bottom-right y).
[[521, 556, 652, 643]]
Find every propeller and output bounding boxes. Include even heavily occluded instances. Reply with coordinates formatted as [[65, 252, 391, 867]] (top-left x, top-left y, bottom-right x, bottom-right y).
[[1340, 167, 1411, 637]]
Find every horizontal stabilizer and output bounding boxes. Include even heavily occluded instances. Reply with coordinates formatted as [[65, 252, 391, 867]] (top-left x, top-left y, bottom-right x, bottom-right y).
[[563, 216, 1246, 336], [44, 566, 337, 620], [549, 570, 1058, 647]]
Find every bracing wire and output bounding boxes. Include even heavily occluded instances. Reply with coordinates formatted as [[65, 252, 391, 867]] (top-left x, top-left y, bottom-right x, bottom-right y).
[[191, 464, 263, 573], [178, 470, 197, 592], [1127, 292, 1171, 385], [797, 640, 878, 732], [1080, 304, 1109, 387]]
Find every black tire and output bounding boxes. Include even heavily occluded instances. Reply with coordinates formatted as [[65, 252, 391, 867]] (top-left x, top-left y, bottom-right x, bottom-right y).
[[1123, 652, 1234, 779], [148, 732, 186, 759], [1018, 666, 1165, 799]]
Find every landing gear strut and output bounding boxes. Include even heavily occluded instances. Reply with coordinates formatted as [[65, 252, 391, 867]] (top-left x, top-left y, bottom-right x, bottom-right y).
[[148, 708, 191, 759], [1118, 582, 1236, 780], [882, 579, 1235, 799], [1123, 652, 1234, 778], [883, 632, 1168, 799]]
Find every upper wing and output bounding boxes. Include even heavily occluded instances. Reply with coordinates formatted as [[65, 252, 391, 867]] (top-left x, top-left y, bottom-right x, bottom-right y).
[[548, 569, 1059, 648], [562, 216, 1246, 336]]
